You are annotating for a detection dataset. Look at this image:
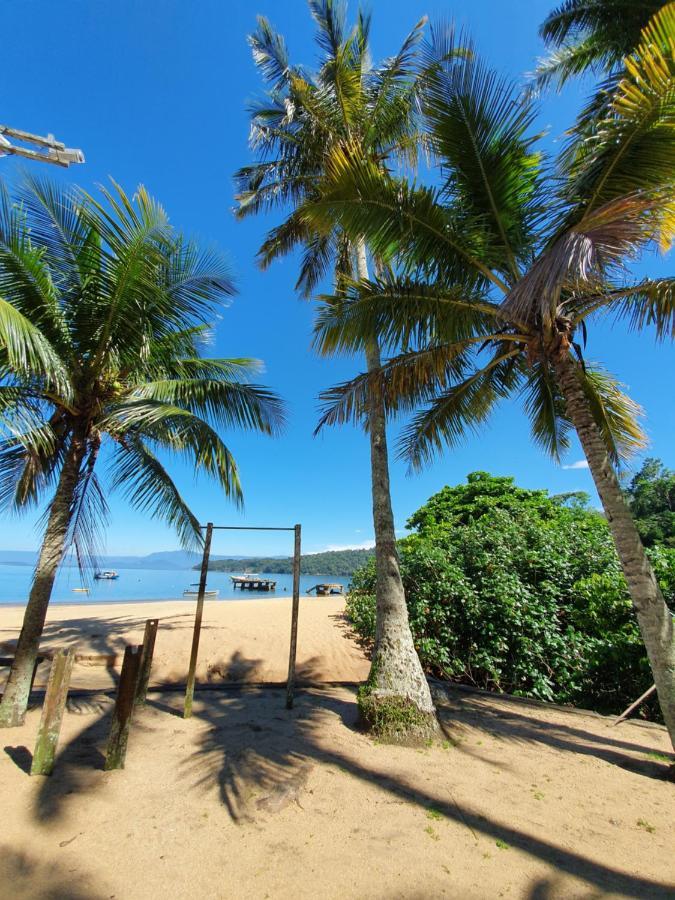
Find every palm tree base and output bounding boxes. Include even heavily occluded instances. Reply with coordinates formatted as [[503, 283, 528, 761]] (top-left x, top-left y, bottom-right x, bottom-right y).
[[357, 688, 439, 744]]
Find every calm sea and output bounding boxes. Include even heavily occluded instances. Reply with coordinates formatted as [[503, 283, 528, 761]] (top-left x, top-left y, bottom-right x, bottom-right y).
[[0, 564, 350, 605]]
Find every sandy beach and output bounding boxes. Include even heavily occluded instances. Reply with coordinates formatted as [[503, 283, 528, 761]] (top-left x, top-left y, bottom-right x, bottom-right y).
[[0, 599, 674, 898], [0, 597, 370, 692], [0, 684, 672, 899]]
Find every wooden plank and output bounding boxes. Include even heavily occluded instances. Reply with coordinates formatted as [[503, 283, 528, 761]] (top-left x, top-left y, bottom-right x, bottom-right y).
[[285, 524, 302, 710], [184, 523, 214, 719], [104, 645, 143, 771], [30, 648, 75, 777], [135, 619, 159, 706], [1, 653, 116, 666]]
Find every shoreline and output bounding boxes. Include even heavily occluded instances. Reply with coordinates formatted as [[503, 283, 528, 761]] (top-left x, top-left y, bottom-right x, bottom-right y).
[[0, 593, 315, 608]]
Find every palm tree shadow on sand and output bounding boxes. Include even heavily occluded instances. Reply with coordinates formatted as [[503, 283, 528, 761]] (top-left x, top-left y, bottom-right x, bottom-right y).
[[16, 660, 675, 900]]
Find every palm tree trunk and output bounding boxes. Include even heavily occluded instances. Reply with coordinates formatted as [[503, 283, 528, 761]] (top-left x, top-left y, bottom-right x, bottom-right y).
[[0, 429, 85, 727], [356, 241, 437, 739], [555, 355, 675, 749]]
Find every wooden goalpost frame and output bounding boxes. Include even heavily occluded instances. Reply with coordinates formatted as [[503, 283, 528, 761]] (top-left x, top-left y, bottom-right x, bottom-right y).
[[183, 522, 302, 719]]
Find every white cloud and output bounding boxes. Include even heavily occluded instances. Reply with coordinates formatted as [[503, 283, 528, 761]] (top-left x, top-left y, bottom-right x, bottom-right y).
[[562, 460, 589, 470], [320, 540, 375, 552]]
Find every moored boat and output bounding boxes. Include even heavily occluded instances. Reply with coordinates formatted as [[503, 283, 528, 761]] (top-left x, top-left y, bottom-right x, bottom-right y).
[[94, 570, 119, 580], [183, 583, 219, 598]]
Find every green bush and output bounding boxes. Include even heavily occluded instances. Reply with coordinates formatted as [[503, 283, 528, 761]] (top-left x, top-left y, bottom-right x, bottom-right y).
[[346, 472, 675, 719]]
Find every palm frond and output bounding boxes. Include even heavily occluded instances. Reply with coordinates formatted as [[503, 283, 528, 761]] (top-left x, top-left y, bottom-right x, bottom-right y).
[[103, 400, 244, 506], [313, 276, 496, 357], [503, 193, 668, 323], [310, 0, 347, 58], [0, 415, 66, 511], [578, 362, 647, 464], [249, 15, 293, 90], [109, 436, 202, 550], [301, 148, 506, 291], [420, 24, 545, 279], [62, 437, 108, 575], [130, 377, 285, 435], [531, 34, 607, 92], [316, 341, 477, 431], [605, 276, 675, 337], [539, 0, 664, 67], [521, 362, 571, 461], [400, 347, 522, 471], [0, 297, 71, 395], [561, 3, 675, 221]]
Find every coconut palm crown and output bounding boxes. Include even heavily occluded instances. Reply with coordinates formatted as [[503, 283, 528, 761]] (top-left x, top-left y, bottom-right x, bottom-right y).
[[0, 176, 283, 726], [235, 0, 427, 290]]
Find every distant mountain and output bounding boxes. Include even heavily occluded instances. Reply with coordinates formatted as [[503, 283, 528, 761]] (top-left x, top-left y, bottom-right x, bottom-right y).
[[0, 549, 283, 570], [0, 550, 37, 566], [205, 548, 374, 577]]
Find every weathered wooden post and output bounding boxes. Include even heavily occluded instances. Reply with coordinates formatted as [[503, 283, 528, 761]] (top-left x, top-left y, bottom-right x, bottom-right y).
[[104, 644, 142, 771], [286, 523, 302, 709], [30, 648, 75, 776], [184, 523, 213, 719], [135, 618, 159, 706]]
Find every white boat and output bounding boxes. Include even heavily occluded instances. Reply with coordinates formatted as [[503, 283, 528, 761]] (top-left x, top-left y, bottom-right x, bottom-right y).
[[183, 583, 218, 598], [94, 570, 119, 580]]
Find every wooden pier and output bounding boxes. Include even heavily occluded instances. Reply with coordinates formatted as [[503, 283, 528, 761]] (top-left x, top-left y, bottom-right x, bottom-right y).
[[230, 575, 277, 591]]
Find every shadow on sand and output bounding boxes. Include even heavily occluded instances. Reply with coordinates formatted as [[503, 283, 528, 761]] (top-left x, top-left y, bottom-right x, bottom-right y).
[[9, 655, 674, 900], [0, 844, 108, 899]]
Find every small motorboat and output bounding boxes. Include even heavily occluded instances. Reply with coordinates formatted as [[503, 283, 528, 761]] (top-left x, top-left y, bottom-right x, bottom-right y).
[[183, 583, 219, 598], [94, 570, 119, 580], [72, 587, 90, 593]]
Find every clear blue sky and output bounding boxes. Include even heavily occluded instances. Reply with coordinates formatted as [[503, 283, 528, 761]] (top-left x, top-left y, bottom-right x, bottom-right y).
[[0, 0, 673, 557]]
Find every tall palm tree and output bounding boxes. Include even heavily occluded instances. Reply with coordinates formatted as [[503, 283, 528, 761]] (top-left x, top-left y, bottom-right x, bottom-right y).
[[0, 177, 284, 727], [235, 0, 437, 737], [303, 10, 675, 746], [535, 0, 666, 90]]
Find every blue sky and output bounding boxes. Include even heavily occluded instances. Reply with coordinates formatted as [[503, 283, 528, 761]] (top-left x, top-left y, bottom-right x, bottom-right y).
[[0, 0, 673, 557]]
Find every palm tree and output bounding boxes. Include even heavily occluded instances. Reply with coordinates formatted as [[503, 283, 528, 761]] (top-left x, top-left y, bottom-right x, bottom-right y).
[[0, 177, 284, 727], [303, 10, 675, 746], [535, 0, 666, 90], [235, 0, 437, 737]]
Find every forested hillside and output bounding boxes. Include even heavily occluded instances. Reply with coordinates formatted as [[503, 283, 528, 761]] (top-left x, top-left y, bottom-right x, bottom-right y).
[[204, 548, 374, 576]]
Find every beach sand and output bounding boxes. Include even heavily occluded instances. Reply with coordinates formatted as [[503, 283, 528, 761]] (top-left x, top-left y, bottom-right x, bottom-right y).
[[0, 599, 673, 898], [0, 597, 370, 691]]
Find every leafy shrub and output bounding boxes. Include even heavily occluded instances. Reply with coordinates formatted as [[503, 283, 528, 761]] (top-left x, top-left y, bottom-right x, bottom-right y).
[[346, 472, 675, 719]]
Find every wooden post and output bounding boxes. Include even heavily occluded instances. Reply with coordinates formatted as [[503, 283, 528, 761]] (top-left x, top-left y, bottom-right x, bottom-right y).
[[104, 644, 143, 771], [611, 683, 657, 726], [184, 523, 213, 719], [286, 523, 302, 709], [135, 618, 159, 706], [30, 648, 75, 777]]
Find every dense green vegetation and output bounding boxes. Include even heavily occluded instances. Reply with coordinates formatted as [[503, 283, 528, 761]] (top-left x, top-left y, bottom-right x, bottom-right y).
[[626, 458, 675, 548], [347, 472, 675, 720], [206, 548, 373, 577]]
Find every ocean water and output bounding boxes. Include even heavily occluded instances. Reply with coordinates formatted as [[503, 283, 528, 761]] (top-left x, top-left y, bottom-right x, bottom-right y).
[[0, 564, 350, 605]]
